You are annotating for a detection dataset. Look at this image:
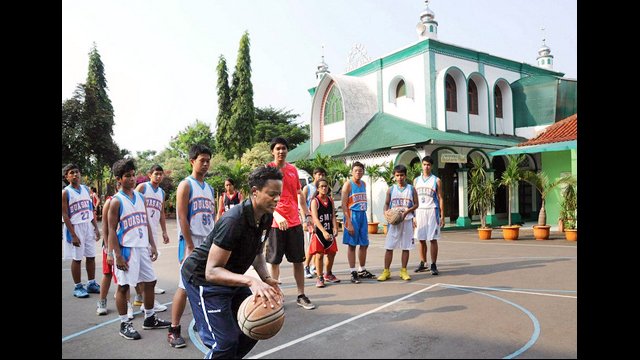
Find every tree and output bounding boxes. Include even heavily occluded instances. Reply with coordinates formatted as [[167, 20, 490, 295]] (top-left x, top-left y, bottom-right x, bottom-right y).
[[522, 171, 573, 226], [168, 120, 216, 159], [215, 55, 233, 158], [228, 31, 255, 157], [468, 157, 497, 229], [240, 142, 272, 170], [254, 106, 309, 149], [499, 154, 526, 226]]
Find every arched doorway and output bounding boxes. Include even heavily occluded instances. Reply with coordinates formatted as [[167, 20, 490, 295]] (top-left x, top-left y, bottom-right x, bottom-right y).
[[492, 156, 507, 216], [432, 149, 460, 222]]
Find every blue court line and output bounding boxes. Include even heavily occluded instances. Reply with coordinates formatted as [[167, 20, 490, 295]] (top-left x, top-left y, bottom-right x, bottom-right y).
[[438, 284, 541, 359]]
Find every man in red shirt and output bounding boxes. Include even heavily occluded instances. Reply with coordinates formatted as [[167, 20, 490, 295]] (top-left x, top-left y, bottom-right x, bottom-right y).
[[265, 137, 315, 310]]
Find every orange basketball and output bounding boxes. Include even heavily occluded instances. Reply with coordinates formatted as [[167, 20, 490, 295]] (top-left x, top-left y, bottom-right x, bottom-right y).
[[237, 294, 285, 340]]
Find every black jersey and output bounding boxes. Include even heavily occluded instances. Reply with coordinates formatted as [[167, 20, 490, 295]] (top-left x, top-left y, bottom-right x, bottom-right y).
[[313, 195, 334, 241], [223, 192, 241, 212]]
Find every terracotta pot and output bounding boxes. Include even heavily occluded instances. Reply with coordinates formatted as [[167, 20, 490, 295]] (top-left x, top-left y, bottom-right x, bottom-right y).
[[478, 228, 492, 240], [368, 222, 379, 234], [533, 225, 551, 240], [565, 229, 577, 241], [501, 225, 520, 240]]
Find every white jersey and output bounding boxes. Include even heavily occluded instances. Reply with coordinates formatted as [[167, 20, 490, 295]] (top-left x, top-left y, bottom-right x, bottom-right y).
[[178, 176, 215, 237], [141, 182, 165, 233], [389, 184, 415, 220], [114, 191, 149, 248], [414, 174, 439, 210], [64, 184, 94, 224]]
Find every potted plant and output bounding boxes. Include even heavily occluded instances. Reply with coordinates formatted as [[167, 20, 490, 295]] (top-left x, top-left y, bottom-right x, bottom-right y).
[[468, 157, 496, 240], [559, 179, 577, 241], [522, 172, 574, 240], [498, 154, 526, 240], [365, 163, 384, 234]]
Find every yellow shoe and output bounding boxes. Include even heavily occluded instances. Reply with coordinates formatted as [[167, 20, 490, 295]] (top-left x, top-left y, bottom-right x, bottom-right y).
[[377, 269, 391, 281], [399, 268, 411, 281]]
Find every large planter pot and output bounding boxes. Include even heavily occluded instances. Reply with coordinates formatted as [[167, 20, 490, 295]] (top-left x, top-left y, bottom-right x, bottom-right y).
[[501, 225, 520, 240], [478, 228, 492, 240], [565, 229, 577, 241], [533, 225, 551, 240], [368, 222, 380, 234]]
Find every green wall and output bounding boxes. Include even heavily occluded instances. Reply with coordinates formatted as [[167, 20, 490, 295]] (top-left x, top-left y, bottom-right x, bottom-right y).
[[541, 150, 575, 226]]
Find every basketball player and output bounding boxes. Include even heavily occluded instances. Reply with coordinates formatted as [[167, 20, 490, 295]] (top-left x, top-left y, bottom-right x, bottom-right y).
[[168, 144, 216, 348], [181, 166, 284, 359], [302, 167, 327, 279], [341, 161, 375, 283], [62, 163, 101, 298], [377, 164, 419, 281], [216, 177, 243, 221], [412, 156, 444, 275], [308, 178, 340, 287]]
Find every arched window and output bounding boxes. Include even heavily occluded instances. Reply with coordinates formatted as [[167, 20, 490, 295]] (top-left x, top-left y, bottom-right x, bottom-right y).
[[323, 86, 343, 125], [445, 74, 457, 112], [468, 79, 478, 115], [396, 80, 406, 98], [494, 85, 503, 118]]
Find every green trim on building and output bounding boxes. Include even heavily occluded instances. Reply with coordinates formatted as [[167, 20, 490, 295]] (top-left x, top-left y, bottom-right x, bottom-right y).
[[308, 87, 316, 96], [489, 140, 576, 156], [428, 51, 437, 128]]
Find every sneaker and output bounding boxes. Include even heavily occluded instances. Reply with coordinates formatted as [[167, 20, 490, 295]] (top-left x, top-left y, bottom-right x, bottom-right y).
[[324, 273, 341, 283], [133, 295, 144, 307], [350, 271, 361, 284], [358, 269, 375, 279], [154, 287, 166, 294], [310, 264, 316, 274], [143, 314, 172, 329], [304, 266, 313, 279], [73, 284, 89, 298], [141, 299, 168, 312], [316, 276, 325, 288], [168, 325, 187, 348], [96, 298, 108, 315], [127, 301, 134, 320], [86, 281, 101, 294], [296, 294, 316, 310], [377, 269, 391, 281], [414, 261, 428, 273], [430, 263, 439, 275], [399, 268, 411, 281], [120, 321, 141, 340]]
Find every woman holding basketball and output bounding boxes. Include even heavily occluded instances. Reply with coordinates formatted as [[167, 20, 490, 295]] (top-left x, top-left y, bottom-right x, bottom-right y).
[[309, 178, 340, 288], [181, 166, 285, 359]]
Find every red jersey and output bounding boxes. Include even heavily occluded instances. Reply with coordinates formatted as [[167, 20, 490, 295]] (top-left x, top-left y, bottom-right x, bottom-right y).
[[268, 162, 301, 227]]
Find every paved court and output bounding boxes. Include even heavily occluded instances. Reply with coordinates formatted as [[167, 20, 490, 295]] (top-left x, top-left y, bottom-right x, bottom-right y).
[[62, 219, 577, 358]]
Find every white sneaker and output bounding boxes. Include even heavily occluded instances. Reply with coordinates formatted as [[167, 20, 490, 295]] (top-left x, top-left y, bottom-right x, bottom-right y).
[[96, 299, 108, 316], [154, 287, 165, 294], [127, 301, 134, 320], [141, 299, 168, 312]]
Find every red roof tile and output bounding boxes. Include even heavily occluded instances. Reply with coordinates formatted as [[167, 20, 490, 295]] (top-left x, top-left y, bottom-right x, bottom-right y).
[[518, 114, 577, 147]]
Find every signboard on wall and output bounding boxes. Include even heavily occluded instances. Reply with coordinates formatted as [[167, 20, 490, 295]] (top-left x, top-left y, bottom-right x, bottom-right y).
[[440, 153, 466, 163]]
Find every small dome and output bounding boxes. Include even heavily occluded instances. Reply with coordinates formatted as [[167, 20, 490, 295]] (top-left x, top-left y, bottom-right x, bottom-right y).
[[538, 43, 550, 56]]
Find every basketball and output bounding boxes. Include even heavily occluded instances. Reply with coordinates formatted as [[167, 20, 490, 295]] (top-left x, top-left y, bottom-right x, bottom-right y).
[[237, 294, 285, 340], [384, 208, 404, 225]]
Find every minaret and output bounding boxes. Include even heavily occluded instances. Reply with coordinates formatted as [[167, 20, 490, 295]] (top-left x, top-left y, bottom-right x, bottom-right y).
[[536, 27, 554, 70], [316, 45, 330, 80], [416, 0, 438, 40]]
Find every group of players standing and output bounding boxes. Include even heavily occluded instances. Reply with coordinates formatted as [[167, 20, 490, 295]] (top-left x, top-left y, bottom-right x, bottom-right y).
[[62, 136, 444, 358]]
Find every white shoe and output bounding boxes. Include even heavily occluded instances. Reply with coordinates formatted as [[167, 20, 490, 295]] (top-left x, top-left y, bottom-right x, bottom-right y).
[[127, 301, 134, 320], [154, 287, 165, 294], [96, 299, 108, 316], [141, 299, 168, 312]]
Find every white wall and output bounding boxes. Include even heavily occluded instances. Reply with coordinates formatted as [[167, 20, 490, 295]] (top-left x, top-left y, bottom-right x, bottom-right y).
[[381, 55, 426, 124], [323, 121, 345, 141]]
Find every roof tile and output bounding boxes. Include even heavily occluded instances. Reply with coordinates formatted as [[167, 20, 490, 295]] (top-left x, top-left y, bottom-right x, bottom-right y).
[[518, 114, 577, 146]]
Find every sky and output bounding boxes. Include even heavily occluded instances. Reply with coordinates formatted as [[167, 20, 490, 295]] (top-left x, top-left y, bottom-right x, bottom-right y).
[[62, 0, 577, 155]]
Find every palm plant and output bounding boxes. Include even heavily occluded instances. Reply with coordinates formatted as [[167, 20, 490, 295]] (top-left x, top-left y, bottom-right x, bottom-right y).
[[522, 171, 575, 226], [467, 157, 496, 229], [559, 178, 577, 230], [378, 160, 396, 187], [364, 163, 384, 222], [499, 154, 526, 226]]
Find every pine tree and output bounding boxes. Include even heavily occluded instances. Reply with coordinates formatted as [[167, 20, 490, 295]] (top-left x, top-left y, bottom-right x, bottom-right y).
[[215, 55, 233, 158], [228, 31, 255, 158]]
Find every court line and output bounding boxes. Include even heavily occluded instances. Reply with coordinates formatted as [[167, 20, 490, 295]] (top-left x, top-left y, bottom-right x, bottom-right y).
[[248, 283, 440, 359], [437, 283, 577, 298]]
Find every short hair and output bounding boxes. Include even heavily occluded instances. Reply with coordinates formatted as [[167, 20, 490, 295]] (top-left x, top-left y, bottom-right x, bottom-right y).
[[248, 166, 283, 190], [112, 158, 136, 178], [393, 164, 407, 175], [351, 161, 364, 170], [62, 163, 80, 178], [224, 177, 235, 186], [91, 187, 97, 192], [313, 167, 327, 176], [269, 137, 289, 150], [422, 155, 434, 165], [189, 144, 212, 160], [149, 164, 164, 173]]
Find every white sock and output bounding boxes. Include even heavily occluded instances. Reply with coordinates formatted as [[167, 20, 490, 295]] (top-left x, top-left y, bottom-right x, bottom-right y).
[[144, 308, 155, 319], [358, 266, 365, 272], [120, 315, 129, 322], [350, 267, 356, 273]]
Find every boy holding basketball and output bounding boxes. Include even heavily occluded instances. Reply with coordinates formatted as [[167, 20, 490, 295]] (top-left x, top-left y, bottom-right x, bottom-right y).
[[181, 166, 284, 359]]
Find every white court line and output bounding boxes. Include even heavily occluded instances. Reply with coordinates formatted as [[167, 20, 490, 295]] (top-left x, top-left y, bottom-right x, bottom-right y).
[[248, 283, 440, 359], [436, 283, 577, 299]]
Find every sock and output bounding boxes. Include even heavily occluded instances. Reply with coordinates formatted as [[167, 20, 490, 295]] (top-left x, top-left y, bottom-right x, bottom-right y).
[[144, 308, 155, 319], [120, 315, 129, 323], [358, 266, 365, 272], [350, 267, 356, 273]]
